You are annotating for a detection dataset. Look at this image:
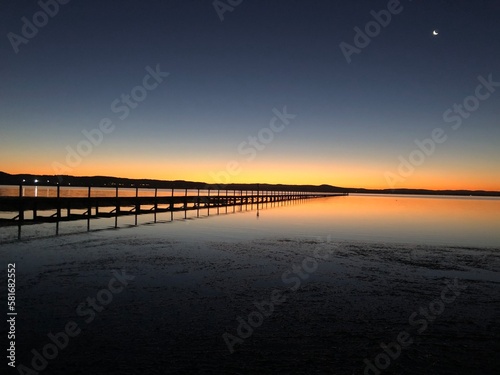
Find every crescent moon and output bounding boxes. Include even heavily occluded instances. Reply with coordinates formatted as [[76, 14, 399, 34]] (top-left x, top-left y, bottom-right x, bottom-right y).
[[432, 30, 439, 36]]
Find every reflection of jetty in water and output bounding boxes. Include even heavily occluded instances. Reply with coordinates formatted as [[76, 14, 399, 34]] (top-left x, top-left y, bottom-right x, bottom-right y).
[[0, 184, 348, 240]]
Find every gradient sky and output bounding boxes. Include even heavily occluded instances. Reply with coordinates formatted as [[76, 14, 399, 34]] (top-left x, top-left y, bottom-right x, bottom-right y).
[[1, 0, 499, 190]]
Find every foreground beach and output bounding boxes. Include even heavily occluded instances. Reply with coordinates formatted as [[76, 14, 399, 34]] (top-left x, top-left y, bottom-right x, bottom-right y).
[[1, 229, 499, 375]]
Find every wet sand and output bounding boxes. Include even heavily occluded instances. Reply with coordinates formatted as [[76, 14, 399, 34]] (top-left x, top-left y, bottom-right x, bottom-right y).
[[1, 231, 499, 374]]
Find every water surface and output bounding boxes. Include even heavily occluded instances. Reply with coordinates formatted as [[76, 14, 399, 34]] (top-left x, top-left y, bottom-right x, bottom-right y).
[[3, 193, 498, 248], [154, 194, 500, 248]]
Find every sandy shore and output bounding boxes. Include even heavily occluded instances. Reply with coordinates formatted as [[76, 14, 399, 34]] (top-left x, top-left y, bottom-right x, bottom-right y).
[[1, 230, 499, 374]]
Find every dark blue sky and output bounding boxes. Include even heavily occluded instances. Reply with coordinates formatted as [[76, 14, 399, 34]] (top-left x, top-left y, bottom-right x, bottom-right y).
[[1, 0, 499, 189]]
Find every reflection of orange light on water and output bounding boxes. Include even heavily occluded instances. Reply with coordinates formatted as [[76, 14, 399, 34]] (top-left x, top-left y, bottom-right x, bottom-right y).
[[259, 195, 500, 237]]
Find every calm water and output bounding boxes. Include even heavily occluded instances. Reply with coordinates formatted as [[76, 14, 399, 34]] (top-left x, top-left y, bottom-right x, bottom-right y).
[[146, 194, 500, 248], [1, 193, 499, 248]]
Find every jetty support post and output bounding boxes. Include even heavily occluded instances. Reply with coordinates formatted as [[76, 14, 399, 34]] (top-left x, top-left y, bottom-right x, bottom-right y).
[[170, 188, 174, 221], [197, 189, 200, 218], [184, 188, 188, 219], [135, 187, 139, 226], [87, 186, 91, 231], [207, 189, 210, 216], [18, 183, 24, 240], [115, 185, 119, 228], [154, 188, 158, 223], [233, 190, 236, 213], [56, 184, 60, 236], [257, 184, 260, 211]]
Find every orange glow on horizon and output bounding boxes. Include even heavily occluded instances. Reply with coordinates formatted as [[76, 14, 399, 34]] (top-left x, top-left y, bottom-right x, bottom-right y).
[[3, 161, 500, 192], [3, 143, 499, 191]]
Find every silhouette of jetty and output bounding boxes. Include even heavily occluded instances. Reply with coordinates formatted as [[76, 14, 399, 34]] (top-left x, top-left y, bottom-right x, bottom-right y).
[[0, 172, 347, 240]]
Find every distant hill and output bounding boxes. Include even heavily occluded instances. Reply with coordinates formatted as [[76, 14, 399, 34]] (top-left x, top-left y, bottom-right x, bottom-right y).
[[0, 172, 499, 196], [346, 187, 500, 197], [0, 172, 346, 193]]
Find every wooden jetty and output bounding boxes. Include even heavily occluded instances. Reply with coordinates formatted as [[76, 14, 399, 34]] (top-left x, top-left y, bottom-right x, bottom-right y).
[[0, 184, 348, 240]]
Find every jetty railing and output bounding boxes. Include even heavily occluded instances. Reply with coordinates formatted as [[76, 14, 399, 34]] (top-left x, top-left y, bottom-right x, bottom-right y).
[[0, 183, 348, 240]]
